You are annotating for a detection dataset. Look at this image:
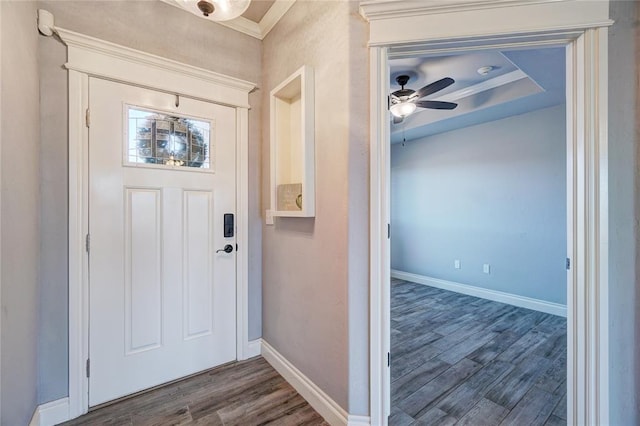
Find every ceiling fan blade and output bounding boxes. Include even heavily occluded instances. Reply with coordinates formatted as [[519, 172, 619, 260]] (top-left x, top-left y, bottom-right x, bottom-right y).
[[392, 115, 404, 124], [416, 100, 458, 110], [417, 77, 455, 99]]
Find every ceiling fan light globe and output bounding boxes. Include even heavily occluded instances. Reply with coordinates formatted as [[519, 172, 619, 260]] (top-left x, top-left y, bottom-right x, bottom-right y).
[[390, 102, 416, 118]]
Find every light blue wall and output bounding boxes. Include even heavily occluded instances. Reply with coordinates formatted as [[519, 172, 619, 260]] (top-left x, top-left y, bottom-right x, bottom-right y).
[[391, 104, 567, 305]]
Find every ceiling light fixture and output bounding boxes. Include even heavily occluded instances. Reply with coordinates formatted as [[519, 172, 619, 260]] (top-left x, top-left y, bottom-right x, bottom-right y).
[[175, 0, 251, 21], [477, 66, 494, 76], [390, 101, 417, 118]]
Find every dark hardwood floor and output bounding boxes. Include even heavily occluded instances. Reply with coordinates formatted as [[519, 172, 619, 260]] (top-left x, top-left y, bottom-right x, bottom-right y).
[[390, 279, 567, 426], [60, 280, 565, 426], [62, 357, 327, 426]]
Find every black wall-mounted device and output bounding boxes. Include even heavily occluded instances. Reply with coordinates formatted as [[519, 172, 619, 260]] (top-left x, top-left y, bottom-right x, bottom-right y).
[[224, 214, 234, 238]]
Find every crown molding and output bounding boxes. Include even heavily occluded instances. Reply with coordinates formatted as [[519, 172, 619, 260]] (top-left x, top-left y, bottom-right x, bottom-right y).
[[217, 16, 263, 39], [162, 0, 295, 40], [259, 0, 296, 38]]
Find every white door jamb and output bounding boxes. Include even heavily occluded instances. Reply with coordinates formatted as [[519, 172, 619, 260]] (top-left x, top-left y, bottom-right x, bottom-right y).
[[369, 45, 391, 425]]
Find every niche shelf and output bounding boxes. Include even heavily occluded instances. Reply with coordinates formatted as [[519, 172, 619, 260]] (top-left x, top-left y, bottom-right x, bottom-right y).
[[267, 65, 315, 222]]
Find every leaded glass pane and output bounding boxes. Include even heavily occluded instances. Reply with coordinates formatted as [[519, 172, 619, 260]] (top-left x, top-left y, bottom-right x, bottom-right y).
[[127, 107, 211, 170]]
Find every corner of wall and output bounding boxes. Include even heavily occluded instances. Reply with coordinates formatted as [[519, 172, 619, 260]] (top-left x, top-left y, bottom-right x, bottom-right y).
[[346, 0, 371, 417]]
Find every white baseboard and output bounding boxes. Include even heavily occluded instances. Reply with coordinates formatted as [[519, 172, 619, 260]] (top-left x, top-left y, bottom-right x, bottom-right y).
[[347, 414, 372, 425], [391, 270, 567, 317], [245, 338, 263, 359], [261, 340, 370, 426], [29, 397, 70, 426], [29, 408, 40, 426]]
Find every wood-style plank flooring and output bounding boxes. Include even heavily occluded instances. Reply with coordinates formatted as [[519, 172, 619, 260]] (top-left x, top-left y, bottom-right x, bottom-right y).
[[390, 279, 567, 426], [62, 357, 328, 426]]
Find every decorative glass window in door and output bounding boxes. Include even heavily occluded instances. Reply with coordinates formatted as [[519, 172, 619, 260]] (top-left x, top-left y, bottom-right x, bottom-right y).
[[127, 107, 212, 170]]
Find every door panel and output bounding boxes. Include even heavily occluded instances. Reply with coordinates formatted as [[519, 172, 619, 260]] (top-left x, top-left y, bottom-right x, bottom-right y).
[[125, 187, 163, 354], [88, 78, 237, 406], [183, 189, 214, 340]]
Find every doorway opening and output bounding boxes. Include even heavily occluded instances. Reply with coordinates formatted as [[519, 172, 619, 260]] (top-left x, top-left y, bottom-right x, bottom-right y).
[[388, 46, 568, 425], [368, 25, 610, 426]]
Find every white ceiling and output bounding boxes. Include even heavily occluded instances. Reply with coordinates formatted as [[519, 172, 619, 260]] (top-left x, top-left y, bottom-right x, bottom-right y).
[[390, 47, 566, 143]]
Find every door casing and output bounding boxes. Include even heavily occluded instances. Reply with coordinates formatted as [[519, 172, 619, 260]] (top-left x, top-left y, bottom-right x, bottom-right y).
[[361, 1, 612, 425], [58, 27, 257, 419]]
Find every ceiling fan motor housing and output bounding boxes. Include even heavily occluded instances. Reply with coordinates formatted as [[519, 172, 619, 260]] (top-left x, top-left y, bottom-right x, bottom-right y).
[[393, 75, 416, 98], [393, 89, 416, 98]]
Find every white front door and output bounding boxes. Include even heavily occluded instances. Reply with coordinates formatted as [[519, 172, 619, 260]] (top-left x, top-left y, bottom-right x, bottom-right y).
[[88, 78, 237, 406]]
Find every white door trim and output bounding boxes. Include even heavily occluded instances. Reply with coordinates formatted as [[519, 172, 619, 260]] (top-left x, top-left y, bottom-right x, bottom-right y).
[[362, 3, 611, 425], [50, 24, 257, 420], [368, 44, 391, 426]]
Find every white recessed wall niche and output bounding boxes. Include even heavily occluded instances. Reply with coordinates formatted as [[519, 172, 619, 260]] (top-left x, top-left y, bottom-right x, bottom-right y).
[[267, 65, 315, 221]]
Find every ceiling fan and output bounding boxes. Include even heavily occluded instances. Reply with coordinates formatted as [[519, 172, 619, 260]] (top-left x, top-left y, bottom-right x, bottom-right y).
[[390, 75, 458, 124]]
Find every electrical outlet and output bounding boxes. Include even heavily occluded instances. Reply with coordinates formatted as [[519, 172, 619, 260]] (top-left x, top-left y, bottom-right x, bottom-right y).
[[266, 210, 274, 225], [483, 264, 491, 274], [454, 259, 461, 269]]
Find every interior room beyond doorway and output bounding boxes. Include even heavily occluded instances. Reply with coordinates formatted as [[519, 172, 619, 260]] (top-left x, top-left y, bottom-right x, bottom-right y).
[[388, 46, 568, 425]]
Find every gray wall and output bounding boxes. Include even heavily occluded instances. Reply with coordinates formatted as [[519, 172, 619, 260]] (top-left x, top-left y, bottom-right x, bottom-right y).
[[607, 0, 639, 423], [261, 0, 369, 414], [1, 1, 41, 424], [38, 27, 68, 406], [391, 105, 567, 305], [37, 0, 263, 404]]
